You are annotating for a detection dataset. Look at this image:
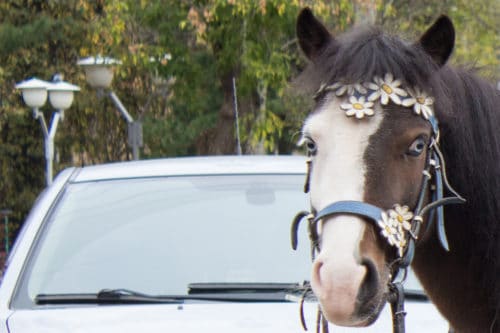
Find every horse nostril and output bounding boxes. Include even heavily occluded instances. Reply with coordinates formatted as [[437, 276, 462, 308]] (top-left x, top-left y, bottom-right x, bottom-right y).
[[353, 258, 386, 325], [357, 258, 379, 303]]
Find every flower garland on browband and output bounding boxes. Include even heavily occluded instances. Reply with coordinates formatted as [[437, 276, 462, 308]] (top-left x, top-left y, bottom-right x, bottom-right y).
[[314, 73, 434, 121], [312, 73, 441, 258]]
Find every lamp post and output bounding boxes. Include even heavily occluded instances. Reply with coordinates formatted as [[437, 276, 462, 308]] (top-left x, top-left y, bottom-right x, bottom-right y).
[[16, 76, 80, 186], [77, 56, 142, 160]]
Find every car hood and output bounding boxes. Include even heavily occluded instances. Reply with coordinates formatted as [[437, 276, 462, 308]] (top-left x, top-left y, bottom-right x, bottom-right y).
[[6, 301, 447, 333]]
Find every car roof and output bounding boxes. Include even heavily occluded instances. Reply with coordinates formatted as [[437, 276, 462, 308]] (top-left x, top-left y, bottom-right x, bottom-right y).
[[71, 155, 307, 183]]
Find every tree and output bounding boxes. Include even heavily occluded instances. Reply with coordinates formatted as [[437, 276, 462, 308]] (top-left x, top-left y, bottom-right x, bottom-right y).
[[0, 0, 133, 241], [376, 0, 499, 75], [132, 0, 357, 155]]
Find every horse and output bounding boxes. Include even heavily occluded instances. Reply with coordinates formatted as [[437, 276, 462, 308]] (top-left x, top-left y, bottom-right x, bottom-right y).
[[293, 8, 500, 333]]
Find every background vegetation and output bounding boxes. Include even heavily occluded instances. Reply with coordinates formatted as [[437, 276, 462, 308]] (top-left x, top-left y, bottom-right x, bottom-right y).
[[0, 0, 498, 244]]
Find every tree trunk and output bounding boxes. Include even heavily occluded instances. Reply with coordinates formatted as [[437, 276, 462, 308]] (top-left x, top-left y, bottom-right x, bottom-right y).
[[197, 74, 239, 155]]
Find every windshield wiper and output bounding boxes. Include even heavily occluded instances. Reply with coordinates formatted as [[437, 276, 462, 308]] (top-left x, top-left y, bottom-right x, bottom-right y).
[[186, 282, 308, 302], [35, 284, 305, 305], [189, 282, 302, 293], [188, 282, 429, 302], [36, 289, 183, 305]]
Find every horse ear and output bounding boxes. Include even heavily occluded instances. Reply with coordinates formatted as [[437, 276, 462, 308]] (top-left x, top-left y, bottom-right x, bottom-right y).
[[296, 8, 333, 60], [418, 15, 455, 66]]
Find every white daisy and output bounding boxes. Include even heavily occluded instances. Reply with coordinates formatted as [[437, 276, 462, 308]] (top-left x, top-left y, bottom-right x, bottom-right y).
[[378, 211, 398, 246], [366, 73, 408, 105], [402, 87, 434, 119], [327, 82, 367, 96], [313, 83, 328, 99], [388, 204, 413, 232], [340, 95, 374, 119]]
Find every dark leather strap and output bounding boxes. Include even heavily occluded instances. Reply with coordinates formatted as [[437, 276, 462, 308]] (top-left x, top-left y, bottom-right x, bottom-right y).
[[291, 211, 310, 251], [389, 282, 406, 333], [314, 201, 384, 224]]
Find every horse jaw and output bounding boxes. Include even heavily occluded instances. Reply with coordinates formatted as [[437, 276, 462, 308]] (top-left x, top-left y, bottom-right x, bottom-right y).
[[303, 96, 387, 326]]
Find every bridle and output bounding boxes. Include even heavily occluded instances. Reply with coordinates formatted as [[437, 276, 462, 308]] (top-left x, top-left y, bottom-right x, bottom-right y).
[[290, 75, 465, 333]]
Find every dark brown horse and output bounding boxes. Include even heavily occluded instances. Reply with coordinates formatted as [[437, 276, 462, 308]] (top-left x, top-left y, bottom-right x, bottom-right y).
[[294, 8, 500, 332]]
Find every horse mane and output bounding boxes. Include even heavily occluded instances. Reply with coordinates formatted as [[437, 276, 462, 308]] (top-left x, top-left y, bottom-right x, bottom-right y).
[[296, 24, 500, 308], [437, 67, 500, 307], [295, 25, 444, 97]]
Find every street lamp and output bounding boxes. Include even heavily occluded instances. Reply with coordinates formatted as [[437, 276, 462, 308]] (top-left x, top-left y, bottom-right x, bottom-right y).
[[77, 56, 142, 160], [15, 76, 80, 186]]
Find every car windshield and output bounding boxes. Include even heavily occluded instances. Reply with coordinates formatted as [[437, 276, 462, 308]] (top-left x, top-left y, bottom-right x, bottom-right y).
[[13, 172, 424, 308], [13, 174, 315, 307]]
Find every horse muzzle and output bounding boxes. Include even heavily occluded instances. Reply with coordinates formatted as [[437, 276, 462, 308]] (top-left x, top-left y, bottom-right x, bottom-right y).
[[310, 215, 388, 327]]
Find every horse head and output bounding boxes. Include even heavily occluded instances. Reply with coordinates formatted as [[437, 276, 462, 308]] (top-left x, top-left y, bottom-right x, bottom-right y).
[[296, 8, 456, 327]]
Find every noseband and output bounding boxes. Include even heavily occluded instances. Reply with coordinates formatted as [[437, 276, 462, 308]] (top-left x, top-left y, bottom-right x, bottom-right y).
[[290, 74, 465, 333]]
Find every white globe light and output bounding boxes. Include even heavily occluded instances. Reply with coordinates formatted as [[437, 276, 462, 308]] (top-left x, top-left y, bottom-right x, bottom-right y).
[[48, 81, 80, 110], [48, 90, 74, 110], [83, 65, 114, 88], [15, 78, 50, 108], [77, 56, 121, 89], [21, 88, 48, 108]]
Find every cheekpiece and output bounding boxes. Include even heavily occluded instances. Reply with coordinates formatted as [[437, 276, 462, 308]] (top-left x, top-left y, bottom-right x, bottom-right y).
[[315, 73, 435, 121]]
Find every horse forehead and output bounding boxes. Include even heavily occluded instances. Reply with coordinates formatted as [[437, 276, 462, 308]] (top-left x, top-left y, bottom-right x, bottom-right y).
[[304, 97, 384, 148], [303, 97, 385, 209]]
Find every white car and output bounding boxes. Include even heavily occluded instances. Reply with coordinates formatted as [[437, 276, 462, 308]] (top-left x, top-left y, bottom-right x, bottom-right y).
[[0, 156, 447, 332]]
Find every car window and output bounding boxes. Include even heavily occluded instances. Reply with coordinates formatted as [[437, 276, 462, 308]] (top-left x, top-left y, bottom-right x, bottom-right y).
[[13, 174, 313, 307]]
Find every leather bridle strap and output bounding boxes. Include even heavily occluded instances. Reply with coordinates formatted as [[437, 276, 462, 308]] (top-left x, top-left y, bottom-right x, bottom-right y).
[[388, 282, 406, 333], [314, 201, 384, 224]]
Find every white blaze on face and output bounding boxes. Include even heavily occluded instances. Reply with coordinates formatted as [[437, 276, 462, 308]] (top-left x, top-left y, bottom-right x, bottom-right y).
[[302, 95, 384, 326]]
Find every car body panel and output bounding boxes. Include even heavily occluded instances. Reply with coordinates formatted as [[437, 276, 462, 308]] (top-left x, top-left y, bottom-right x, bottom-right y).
[[71, 155, 307, 182], [7, 302, 447, 332]]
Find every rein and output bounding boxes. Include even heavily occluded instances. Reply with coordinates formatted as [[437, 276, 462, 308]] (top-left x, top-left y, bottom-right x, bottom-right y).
[[290, 77, 465, 333]]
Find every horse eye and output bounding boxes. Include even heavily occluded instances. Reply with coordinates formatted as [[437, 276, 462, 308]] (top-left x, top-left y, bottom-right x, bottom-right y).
[[407, 137, 427, 156], [304, 138, 317, 155]]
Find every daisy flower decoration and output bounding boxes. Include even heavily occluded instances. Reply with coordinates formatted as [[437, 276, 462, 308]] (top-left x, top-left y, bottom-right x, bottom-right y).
[[402, 87, 434, 119], [340, 95, 374, 119], [388, 204, 413, 233], [366, 73, 408, 105], [313, 83, 328, 100], [377, 211, 398, 246], [326, 82, 368, 96], [394, 235, 408, 257]]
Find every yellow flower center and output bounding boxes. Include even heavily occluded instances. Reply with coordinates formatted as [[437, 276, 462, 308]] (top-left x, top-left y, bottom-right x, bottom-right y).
[[384, 225, 392, 233], [381, 84, 393, 94], [353, 103, 364, 110], [417, 97, 426, 104], [396, 215, 404, 223]]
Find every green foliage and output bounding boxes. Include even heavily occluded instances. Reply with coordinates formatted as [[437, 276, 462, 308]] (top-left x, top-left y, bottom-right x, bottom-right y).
[[377, 0, 500, 74], [0, 0, 134, 241], [166, 0, 356, 153], [447, 0, 499, 72]]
